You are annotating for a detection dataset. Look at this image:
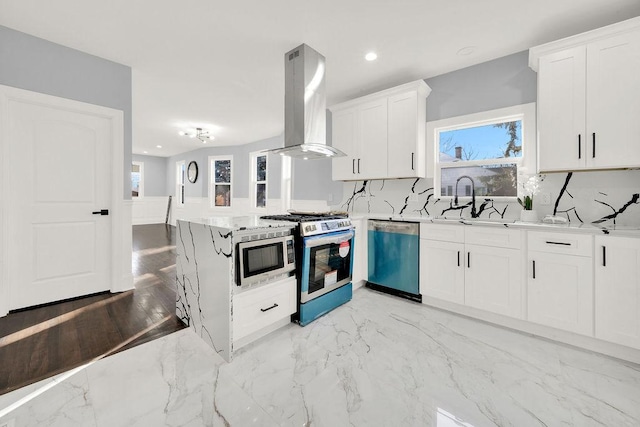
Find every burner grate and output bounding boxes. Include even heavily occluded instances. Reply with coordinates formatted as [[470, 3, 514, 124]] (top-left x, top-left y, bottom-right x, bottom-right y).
[[261, 213, 347, 222]]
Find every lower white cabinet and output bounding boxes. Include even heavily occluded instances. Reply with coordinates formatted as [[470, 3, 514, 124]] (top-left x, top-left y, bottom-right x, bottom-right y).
[[527, 231, 594, 336], [417, 223, 640, 360], [420, 224, 523, 318], [420, 239, 465, 304], [233, 277, 296, 342], [595, 236, 640, 350], [465, 244, 522, 318]]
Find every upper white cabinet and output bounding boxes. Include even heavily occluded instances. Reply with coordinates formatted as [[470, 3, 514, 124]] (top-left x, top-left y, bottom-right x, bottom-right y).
[[330, 80, 430, 181], [530, 17, 640, 172], [594, 235, 640, 350]]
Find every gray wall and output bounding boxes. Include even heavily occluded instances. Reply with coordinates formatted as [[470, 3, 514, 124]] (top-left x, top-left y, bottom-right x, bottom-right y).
[[292, 157, 343, 203], [132, 154, 168, 197], [165, 134, 343, 205], [166, 136, 284, 199], [425, 50, 536, 121], [0, 25, 133, 199]]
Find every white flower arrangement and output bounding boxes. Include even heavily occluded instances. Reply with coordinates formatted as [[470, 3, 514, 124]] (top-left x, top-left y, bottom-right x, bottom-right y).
[[518, 174, 542, 210]]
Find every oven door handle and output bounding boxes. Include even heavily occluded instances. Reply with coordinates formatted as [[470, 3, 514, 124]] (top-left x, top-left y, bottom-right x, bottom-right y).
[[304, 230, 355, 249]]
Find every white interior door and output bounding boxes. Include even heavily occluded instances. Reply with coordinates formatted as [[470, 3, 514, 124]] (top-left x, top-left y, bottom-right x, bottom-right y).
[[6, 97, 112, 310]]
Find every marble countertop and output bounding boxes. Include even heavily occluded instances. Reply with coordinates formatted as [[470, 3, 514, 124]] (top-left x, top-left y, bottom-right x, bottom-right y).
[[177, 215, 297, 233], [350, 213, 640, 237]]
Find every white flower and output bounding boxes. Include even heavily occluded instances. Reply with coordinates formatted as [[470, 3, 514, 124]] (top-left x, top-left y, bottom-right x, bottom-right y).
[[518, 174, 541, 198]]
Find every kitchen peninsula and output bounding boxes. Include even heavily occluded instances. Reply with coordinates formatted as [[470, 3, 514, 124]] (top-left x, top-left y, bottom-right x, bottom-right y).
[[175, 216, 297, 361]]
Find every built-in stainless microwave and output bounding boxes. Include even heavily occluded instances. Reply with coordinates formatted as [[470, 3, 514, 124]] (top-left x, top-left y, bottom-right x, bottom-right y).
[[236, 235, 296, 287]]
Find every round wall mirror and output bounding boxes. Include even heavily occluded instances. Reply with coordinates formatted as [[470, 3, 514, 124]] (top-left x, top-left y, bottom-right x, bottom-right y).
[[187, 161, 198, 183]]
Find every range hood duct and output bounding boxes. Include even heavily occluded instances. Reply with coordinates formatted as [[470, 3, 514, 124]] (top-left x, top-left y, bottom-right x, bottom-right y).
[[268, 44, 345, 159]]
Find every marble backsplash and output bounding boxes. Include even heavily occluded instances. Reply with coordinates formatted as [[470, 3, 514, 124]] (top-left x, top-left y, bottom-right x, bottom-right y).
[[333, 169, 640, 227]]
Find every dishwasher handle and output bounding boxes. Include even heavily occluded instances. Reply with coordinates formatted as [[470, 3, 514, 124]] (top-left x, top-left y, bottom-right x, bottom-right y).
[[368, 220, 419, 235]]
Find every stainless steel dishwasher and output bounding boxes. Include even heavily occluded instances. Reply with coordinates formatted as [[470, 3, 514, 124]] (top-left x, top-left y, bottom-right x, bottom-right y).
[[366, 220, 421, 302]]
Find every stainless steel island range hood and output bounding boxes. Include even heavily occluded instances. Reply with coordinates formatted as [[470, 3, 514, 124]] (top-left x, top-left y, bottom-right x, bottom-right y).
[[268, 44, 345, 159]]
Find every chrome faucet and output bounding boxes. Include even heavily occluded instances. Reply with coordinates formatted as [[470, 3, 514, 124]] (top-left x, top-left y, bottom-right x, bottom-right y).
[[454, 175, 477, 218]]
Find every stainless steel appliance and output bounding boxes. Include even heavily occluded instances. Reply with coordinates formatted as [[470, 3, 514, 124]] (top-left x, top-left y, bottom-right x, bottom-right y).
[[261, 213, 354, 325], [236, 232, 296, 288], [265, 44, 345, 159], [367, 220, 421, 302]]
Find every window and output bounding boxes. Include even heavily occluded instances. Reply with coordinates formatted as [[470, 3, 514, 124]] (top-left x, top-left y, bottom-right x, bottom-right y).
[[131, 161, 144, 198], [209, 156, 232, 207], [176, 160, 185, 205], [250, 152, 267, 208], [428, 103, 536, 200]]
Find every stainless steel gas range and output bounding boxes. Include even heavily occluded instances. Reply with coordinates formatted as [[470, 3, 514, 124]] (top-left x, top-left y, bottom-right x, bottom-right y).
[[261, 213, 354, 326]]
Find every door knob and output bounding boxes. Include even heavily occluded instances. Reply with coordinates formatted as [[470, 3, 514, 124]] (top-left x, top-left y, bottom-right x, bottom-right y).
[[92, 209, 109, 215]]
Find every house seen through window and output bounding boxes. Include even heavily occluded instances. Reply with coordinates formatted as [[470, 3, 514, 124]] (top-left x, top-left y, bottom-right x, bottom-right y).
[[430, 103, 536, 200], [210, 156, 232, 207], [251, 152, 267, 208]]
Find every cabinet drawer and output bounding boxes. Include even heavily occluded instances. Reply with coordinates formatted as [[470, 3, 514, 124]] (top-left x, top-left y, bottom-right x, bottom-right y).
[[420, 223, 464, 243], [528, 231, 593, 256], [465, 227, 522, 249], [234, 277, 296, 341]]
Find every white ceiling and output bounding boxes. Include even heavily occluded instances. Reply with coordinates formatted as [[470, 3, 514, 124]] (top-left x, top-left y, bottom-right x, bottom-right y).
[[1, 1, 640, 157]]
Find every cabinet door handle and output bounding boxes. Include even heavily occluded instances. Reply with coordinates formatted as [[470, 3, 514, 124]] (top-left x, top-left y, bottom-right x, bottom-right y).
[[602, 245, 606, 267], [457, 250, 460, 267], [532, 260, 536, 279], [357, 158, 361, 174], [592, 132, 596, 158], [352, 159, 356, 174], [578, 134, 581, 159], [260, 303, 279, 312], [467, 252, 470, 268], [545, 241, 571, 246], [411, 152, 415, 170]]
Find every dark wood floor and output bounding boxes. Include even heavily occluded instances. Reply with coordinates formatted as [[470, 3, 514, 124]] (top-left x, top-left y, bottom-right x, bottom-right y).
[[0, 224, 185, 396]]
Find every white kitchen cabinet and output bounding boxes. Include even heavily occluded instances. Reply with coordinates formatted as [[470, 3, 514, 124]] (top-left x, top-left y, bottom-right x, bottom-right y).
[[586, 31, 640, 169], [331, 98, 387, 180], [420, 223, 523, 318], [330, 80, 430, 181], [358, 98, 388, 179], [465, 244, 522, 318], [331, 108, 358, 181], [531, 19, 640, 172], [420, 239, 465, 304], [387, 90, 426, 178], [527, 232, 594, 336], [233, 277, 296, 343], [595, 236, 640, 350], [536, 46, 586, 171]]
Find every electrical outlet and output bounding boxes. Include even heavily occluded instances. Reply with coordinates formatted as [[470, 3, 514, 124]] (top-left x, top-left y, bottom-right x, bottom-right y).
[[540, 193, 551, 205], [408, 194, 418, 202], [0, 418, 16, 427]]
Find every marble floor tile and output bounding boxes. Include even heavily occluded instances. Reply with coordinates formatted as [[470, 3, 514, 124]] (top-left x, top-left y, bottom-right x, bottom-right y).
[[1, 287, 639, 427]]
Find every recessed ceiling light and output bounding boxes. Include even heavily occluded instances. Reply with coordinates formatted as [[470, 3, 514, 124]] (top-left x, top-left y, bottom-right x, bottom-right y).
[[365, 52, 378, 61], [143, 151, 148, 154], [156, 145, 162, 148], [456, 46, 476, 56]]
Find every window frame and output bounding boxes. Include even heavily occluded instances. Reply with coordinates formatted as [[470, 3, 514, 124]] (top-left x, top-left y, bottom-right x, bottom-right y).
[[209, 155, 233, 209], [250, 151, 268, 209], [131, 161, 144, 198], [176, 160, 186, 206], [427, 103, 537, 201]]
